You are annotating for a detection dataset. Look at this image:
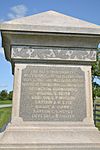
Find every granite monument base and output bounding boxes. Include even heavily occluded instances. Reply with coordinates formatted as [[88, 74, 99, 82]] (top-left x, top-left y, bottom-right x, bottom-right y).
[[0, 64, 100, 149], [0, 124, 100, 150]]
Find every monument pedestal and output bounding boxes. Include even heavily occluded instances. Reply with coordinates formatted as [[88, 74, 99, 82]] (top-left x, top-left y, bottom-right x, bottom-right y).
[[0, 124, 100, 149], [0, 10, 100, 150]]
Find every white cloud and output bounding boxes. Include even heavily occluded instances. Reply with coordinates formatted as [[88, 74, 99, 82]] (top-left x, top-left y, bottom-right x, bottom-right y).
[[98, 43, 100, 48], [8, 4, 28, 19], [0, 19, 4, 23], [0, 34, 2, 47], [0, 35, 4, 56], [0, 47, 4, 56]]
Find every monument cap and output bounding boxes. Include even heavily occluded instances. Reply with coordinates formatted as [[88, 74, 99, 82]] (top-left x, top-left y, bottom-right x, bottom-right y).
[[0, 10, 100, 35]]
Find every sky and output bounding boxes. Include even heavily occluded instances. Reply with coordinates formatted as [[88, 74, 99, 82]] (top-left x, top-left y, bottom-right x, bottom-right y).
[[0, 0, 100, 91]]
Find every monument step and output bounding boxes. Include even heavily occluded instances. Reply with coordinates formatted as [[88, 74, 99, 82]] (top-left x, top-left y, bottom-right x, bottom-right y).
[[0, 143, 100, 150], [0, 127, 100, 146]]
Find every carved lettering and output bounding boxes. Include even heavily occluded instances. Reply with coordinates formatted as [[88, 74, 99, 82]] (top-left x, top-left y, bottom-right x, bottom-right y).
[[19, 65, 86, 121]]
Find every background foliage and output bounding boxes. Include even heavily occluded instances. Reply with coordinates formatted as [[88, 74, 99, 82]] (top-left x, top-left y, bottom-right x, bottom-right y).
[[92, 48, 100, 101], [0, 90, 13, 100]]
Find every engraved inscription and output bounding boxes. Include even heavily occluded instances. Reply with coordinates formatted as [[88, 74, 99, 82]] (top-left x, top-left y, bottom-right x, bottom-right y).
[[19, 65, 86, 121]]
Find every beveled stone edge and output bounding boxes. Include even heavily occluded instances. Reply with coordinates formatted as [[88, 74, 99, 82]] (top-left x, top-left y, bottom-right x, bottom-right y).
[[1, 23, 100, 35], [0, 142, 100, 149]]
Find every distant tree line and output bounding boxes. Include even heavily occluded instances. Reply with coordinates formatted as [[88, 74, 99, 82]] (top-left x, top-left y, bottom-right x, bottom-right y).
[[0, 90, 13, 100]]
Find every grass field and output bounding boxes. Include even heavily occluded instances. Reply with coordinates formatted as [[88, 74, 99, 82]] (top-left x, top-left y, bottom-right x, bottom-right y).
[[0, 107, 12, 128], [0, 100, 12, 105], [0, 99, 12, 129], [94, 98, 100, 130], [96, 123, 100, 130]]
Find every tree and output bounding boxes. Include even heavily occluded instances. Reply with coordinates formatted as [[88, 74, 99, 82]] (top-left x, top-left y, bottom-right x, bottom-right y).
[[8, 91, 13, 100], [0, 90, 8, 100]]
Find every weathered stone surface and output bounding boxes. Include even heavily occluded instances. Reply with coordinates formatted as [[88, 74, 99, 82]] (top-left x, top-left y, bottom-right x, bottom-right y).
[[19, 65, 86, 121], [1, 128, 100, 149], [0, 10, 100, 150], [12, 46, 96, 61], [0, 144, 100, 150]]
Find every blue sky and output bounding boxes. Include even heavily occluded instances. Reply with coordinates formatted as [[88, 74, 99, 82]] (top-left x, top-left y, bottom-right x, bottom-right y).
[[0, 0, 100, 91]]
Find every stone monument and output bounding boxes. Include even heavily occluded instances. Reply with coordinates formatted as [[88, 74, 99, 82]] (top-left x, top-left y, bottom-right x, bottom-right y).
[[0, 10, 100, 150]]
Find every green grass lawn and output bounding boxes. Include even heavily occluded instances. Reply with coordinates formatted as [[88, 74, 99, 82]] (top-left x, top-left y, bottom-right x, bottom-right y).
[[94, 98, 100, 130], [96, 123, 100, 130], [0, 99, 12, 105], [0, 99, 12, 129], [0, 107, 12, 128], [95, 112, 100, 130]]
